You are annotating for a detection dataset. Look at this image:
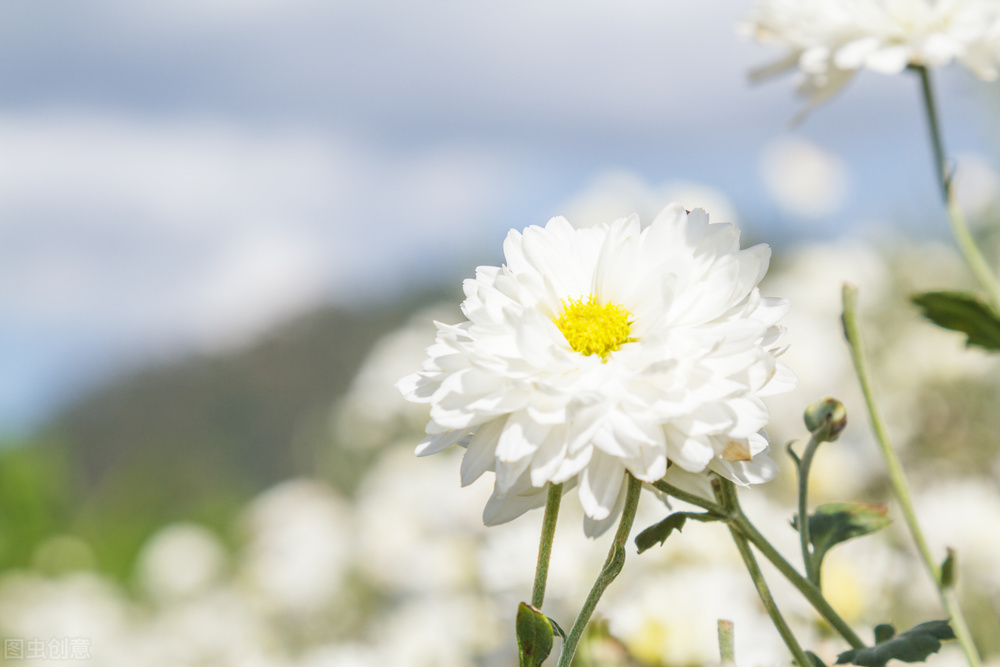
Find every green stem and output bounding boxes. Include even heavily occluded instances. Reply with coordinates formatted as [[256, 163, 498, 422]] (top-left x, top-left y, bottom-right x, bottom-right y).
[[723, 480, 865, 650], [718, 619, 736, 664], [718, 482, 812, 667], [532, 483, 563, 609], [842, 284, 982, 667], [796, 435, 822, 587], [652, 478, 865, 649], [556, 474, 642, 667], [650, 479, 724, 514], [914, 65, 1000, 313]]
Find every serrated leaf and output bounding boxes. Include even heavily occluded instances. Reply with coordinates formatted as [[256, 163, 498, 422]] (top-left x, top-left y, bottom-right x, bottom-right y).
[[635, 511, 723, 554], [793, 503, 890, 570], [836, 620, 955, 666], [912, 291, 1000, 351], [516, 602, 553, 667]]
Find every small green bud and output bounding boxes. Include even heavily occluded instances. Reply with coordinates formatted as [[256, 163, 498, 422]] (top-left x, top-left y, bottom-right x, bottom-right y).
[[804, 397, 847, 441], [874, 623, 896, 644], [940, 547, 956, 589], [516, 602, 554, 667]]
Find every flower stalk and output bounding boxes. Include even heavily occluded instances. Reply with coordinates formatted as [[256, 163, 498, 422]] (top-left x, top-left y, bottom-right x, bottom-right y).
[[532, 483, 563, 609], [717, 481, 813, 667], [913, 65, 1000, 313], [795, 434, 821, 586], [556, 474, 642, 667], [653, 478, 865, 650], [842, 283, 982, 667]]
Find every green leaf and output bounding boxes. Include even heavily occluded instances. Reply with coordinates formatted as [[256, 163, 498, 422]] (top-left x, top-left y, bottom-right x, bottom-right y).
[[635, 511, 723, 554], [516, 602, 554, 667], [548, 616, 566, 641], [793, 503, 890, 570], [911, 291, 1000, 351], [806, 650, 828, 667], [835, 620, 955, 666]]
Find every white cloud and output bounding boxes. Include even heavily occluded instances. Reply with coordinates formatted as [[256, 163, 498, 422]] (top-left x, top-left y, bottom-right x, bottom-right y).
[[0, 112, 522, 362]]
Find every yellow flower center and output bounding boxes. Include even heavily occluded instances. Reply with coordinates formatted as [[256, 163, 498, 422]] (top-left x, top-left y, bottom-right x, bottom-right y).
[[553, 295, 634, 360]]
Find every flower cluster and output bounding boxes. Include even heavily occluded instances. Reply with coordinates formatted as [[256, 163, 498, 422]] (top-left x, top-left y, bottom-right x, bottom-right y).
[[743, 0, 1000, 101], [399, 204, 795, 536]]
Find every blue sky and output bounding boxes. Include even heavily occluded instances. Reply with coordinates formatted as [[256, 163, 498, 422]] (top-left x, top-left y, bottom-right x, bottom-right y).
[[1, 0, 998, 434]]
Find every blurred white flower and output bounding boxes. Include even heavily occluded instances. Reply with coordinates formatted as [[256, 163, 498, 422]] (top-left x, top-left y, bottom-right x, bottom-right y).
[[355, 445, 487, 594], [0, 572, 130, 664], [605, 566, 780, 666], [952, 153, 1000, 221], [135, 523, 228, 603], [914, 478, 1000, 592], [761, 138, 850, 219], [239, 479, 352, 615], [145, 589, 276, 667], [399, 204, 794, 536], [373, 594, 499, 667], [297, 642, 384, 667], [743, 0, 1000, 101], [332, 303, 459, 451]]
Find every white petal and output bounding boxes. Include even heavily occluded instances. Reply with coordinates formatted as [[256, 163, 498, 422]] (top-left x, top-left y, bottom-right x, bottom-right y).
[[529, 424, 569, 486], [664, 427, 714, 472], [578, 451, 627, 521], [461, 417, 506, 486], [483, 483, 548, 526], [710, 447, 779, 486], [583, 479, 629, 538], [415, 428, 473, 457], [660, 465, 715, 503]]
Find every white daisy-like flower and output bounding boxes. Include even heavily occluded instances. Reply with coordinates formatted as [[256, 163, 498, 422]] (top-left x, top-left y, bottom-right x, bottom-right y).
[[743, 0, 1000, 102], [398, 204, 795, 537]]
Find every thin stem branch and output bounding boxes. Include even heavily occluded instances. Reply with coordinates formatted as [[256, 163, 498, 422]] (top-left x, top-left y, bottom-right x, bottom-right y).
[[556, 474, 642, 667], [915, 65, 948, 201], [722, 481, 866, 650], [718, 482, 812, 667], [532, 483, 563, 609], [650, 478, 725, 514], [914, 65, 1000, 312], [652, 477, 864, 649], [718, 620, 736, 665], [796, 436, 822, 586], [842, 284, 982, 667]]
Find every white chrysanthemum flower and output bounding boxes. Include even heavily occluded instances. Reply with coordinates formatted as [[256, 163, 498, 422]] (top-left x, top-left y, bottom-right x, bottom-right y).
[[743, 0, 1000, 101], [398, 204, 795, 536]]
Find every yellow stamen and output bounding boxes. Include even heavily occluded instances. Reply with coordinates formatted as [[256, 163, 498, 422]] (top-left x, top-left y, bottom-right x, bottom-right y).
[[553, 294, 634, 360]]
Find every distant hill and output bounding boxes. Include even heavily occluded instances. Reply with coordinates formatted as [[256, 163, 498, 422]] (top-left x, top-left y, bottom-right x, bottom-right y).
[[49, 287, 455, 489], [29, 287, 454, 575]]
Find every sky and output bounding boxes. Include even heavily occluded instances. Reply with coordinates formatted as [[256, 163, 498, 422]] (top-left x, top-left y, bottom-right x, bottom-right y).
[[1, 0, 999, 434]]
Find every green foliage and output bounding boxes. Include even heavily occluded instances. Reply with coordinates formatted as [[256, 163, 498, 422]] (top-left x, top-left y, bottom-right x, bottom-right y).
[[911, 291, 1000, 351], [72, 450, 246, 581], [806, 650, 828, 667], [792, 503, 890, 571], [635, 511, 723, 554], [835, 621, 955, 666], [516, 602, 554, 667], [0, 439, 74, 570]]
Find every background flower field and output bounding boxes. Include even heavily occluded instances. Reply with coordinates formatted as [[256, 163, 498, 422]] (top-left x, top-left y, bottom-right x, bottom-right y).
[[5, 208, 1000, 666], [3, 1, 1000, 665]]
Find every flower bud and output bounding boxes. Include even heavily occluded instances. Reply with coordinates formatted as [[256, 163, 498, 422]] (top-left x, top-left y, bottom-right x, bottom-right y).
[[803, 397, 847, 441]]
